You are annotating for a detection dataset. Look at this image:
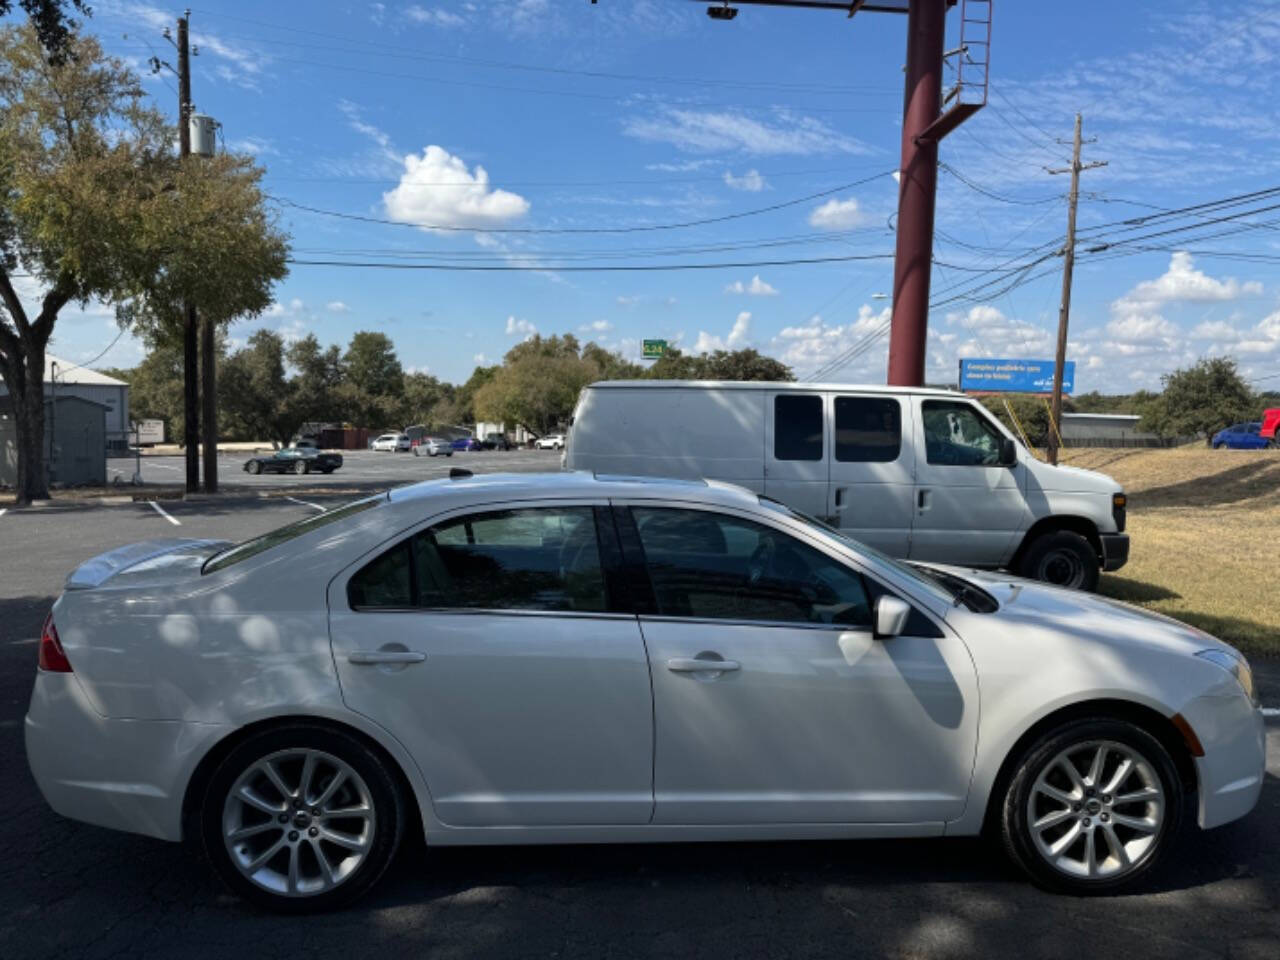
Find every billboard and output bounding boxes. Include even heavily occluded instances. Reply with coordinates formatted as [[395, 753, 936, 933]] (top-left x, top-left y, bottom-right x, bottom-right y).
[[959, 358, 1074, 395], [642, 339, 669, 360]]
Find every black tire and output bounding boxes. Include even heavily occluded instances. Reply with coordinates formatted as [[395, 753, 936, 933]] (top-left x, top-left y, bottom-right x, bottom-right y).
[[294, 460, 309, 476], [1018, 530, 1100, 591], [200, 723, 406, 913], [1000, 718, 1183, 895], [246, 460, 261, 475], [446, 451, 453, 457]]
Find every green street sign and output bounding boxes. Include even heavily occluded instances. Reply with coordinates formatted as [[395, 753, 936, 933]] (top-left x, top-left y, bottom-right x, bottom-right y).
[[642, 339, 668, 359]]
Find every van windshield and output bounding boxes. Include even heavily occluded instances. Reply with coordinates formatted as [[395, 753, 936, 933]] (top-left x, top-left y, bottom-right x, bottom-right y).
[[756, 496, 986, 610]]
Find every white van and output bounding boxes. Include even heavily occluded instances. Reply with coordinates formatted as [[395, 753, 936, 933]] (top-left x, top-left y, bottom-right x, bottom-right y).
[[565, 380, 1129, 590]]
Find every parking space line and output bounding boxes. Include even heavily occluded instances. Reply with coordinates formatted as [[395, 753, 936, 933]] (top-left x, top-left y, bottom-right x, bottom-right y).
[[286, 496, 325, 512], [149, 500, 181, 526], [0, 508, 6, 518], [145, 463, 180, 471]]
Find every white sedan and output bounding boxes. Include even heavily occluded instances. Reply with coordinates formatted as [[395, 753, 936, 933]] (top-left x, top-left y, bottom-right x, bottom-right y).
[[26, 473, 1264, 911], [371, 433, 410, 452], [533, 434, 565, 450]]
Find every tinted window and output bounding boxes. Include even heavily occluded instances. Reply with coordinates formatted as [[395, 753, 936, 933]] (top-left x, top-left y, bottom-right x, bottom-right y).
[[835, 396, 901, 463], [774, 395, 823, 461], [632, 508, 871, 627], [204, 496, 382, 574], [922, 401, 1004, 466], [349, 507, 608, 613]]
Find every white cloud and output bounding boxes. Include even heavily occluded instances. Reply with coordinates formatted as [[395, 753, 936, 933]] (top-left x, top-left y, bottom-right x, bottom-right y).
[[808, 197, 866, 229], [505, 315, 536, 337], [1191, 319, 1241, 341], [723, 169, 767, 192], [474, 352, 488, 364], [579, 320, 612, 333], [694, 312, 752, 353], [624, 108, 868, 155], [646, 159, 716, 173], [769, 306, 890, 376], [405, 4, 467, 27], [326, 301, 350, 313], [226, 136, 276, 156], [725, 275, 778, 297], [384, 146, 530, 231], [1114, 251, 1263, 313]]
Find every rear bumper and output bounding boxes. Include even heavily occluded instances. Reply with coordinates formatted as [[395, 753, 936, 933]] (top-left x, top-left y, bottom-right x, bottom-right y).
[[1100, 533, 1130, 572], [25, 671, 228, 842]]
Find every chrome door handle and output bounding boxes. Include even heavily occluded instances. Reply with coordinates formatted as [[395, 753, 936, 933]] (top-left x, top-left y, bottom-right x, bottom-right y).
[[348, 650, 426, 665], [667, 657, 741, 673]]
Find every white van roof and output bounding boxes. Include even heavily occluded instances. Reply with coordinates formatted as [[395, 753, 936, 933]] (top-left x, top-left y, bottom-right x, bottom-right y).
[[588, 380, 962, 397]]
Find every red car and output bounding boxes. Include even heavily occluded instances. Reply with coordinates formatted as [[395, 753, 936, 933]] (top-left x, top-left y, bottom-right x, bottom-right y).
[[1262, 408, 1280, 447]]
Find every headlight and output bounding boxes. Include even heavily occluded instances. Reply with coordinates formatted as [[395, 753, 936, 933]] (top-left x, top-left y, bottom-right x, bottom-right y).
[[1195, 649, 1259, 706]]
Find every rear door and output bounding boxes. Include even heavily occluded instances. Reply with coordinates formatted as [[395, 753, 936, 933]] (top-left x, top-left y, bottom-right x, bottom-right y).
[[827, 394, 913, 557], [328, 502, 654, 827], [909, 398, 1031, 566], [764, 391, 829, 519]]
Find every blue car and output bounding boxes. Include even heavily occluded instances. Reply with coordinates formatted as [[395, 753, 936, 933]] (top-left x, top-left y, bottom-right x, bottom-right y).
[[1211, 421, 1267, 449], [450, 437, 483, 452]]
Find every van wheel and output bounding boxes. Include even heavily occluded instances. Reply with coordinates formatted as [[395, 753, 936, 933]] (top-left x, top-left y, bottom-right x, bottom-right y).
[[1000, 718, 1181, 894], [1019, 531, 1100, 591]]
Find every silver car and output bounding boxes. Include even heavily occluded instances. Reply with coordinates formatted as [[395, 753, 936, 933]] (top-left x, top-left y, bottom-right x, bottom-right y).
[[413, 437, 452, 458]]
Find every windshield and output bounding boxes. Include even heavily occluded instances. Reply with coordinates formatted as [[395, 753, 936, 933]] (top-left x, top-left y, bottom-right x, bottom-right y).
[[203, 495, 384, 574], [756, 496, 957, 607]]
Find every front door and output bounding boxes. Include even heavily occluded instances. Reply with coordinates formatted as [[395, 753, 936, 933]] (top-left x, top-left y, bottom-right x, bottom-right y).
[[328, 503, 654, 827], [910, 398, 1031, 566], [764, 391, 829, 519], [623, 505, 978, 825], [827, 393, 914, 557]]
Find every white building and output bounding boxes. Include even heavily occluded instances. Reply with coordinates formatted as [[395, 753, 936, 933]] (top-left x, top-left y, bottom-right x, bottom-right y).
[[0, 354, 130, 442]]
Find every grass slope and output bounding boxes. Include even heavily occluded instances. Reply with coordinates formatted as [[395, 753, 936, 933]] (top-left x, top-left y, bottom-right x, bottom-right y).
[[1063, 448, 1280, 657]]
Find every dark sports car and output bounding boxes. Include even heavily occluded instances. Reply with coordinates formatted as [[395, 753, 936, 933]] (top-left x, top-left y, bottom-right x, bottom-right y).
[[243, 448, 343, 476]]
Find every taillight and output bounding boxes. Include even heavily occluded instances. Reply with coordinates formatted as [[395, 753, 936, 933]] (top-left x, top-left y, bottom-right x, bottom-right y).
[[38, 613, 72, 672]]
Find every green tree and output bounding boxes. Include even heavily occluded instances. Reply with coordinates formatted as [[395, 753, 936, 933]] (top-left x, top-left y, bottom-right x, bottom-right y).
[[398, 371, 452, 426], [102, 341, 185, 438], [340, 331, 404, 429], [219, 330, 292, 446], [979, 394, 1076, 448], [1140, 357, 1257, 442], [646, 346, 793, 381], [286, 333, 345, 428]]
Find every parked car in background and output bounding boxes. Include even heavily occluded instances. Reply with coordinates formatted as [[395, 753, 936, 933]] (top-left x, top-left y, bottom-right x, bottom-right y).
[[26, 472, 1263, 911], [1211, 422, 1268, 450], [567, 380, 1129, 591], [1261, 408, 1280, 447], [243, 448, 343, 476], [372, 433, 411, 452], [534, 434, 565, 450], [451, 436, 482, 452], [412, 437, 452, 458], [483, 433, 513, 451]]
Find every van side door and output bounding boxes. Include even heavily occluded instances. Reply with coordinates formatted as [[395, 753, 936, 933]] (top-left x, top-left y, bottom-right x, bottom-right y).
[[827, 394, 913, 557], [909, 397, 1031, 566], [764, 391, 829, 519]]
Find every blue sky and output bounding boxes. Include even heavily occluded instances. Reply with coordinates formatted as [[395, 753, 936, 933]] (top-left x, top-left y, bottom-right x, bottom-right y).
[[23, 0, 1280, 392]]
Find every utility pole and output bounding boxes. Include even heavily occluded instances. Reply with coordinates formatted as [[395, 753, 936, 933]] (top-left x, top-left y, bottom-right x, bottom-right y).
[[176, 12, 200, 494], [1045, 113, 1106, 466]]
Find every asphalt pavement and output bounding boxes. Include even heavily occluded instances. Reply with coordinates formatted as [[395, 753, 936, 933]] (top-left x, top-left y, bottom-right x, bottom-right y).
[[1, 482, 1278, 959]]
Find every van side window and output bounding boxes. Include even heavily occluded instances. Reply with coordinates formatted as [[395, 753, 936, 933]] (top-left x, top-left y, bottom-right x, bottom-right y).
[[835, 396, 901, 463], [922, 401, 1004, 466], [774, 395, 823, 461]]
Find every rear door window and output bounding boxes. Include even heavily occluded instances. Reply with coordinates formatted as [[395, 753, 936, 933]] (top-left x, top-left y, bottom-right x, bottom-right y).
[[835, 396, 902, 462], [349, 507, 609, 613], [773, 395, 824, 461]]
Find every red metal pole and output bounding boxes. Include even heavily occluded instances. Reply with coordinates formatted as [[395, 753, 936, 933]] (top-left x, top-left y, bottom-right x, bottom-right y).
[[886, 0, 946, 387]]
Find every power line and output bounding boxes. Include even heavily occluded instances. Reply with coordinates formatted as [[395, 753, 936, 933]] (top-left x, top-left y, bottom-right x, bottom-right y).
[[285, 252, 896, 272], [940, 163, 1063, 206], [270, 169, 894, 235]]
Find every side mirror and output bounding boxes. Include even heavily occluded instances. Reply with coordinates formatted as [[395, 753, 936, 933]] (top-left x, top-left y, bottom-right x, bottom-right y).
[[873, 595, 911, 640], [999, 437, 1018, 467]]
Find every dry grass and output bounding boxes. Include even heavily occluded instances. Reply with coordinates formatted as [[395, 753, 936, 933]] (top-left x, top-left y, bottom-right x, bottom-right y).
[[1062, 447, 1280, 657]]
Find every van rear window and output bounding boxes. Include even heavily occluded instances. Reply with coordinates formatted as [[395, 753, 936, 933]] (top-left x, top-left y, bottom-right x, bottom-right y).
[[774, 395, 823, 461], [835, 396, 901, 463]]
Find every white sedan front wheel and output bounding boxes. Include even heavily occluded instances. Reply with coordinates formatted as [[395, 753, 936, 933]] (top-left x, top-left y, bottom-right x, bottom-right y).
[[1001, 719, 1182, 894], [202, 725, 405, 912]]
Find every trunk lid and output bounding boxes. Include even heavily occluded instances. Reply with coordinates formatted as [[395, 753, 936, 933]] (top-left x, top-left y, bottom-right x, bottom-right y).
[[65, 538, 232, 590]]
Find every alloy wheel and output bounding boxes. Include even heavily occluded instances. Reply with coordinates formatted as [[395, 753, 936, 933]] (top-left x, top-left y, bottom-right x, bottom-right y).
[[1026, 739, 1165, 880], [222, 748, 377, 898]]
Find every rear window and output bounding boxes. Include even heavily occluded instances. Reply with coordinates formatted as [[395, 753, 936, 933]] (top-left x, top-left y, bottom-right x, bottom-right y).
[[203, 496, 383, 574], [774, 395, 823, 461]]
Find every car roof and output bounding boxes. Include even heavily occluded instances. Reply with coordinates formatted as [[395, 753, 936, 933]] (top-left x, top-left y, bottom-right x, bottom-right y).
[[386, 470, 758, 511], [587, 379, 961, 397]]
